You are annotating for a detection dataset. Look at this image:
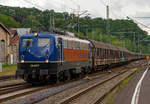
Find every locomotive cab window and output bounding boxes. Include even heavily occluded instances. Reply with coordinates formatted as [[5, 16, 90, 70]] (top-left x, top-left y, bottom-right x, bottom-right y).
[[38, 38, 50, 47], [21, 38, 33, 48]]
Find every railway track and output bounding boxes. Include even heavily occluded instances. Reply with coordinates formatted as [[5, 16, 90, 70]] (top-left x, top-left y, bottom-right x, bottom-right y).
[[0, 71, 124, 104], [0, 78, 85, 103], [0, 81, 26, 89], [57, 69, 131, 104], [0, 60, 147, 104], [0, 77, 91, 104], [0, 84, 49, 103], [0, 82, 34, 103], [0, 75, 15, 81], [0, 82, 30, 95]]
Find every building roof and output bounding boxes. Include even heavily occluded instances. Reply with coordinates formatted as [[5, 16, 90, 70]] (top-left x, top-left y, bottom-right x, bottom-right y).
[[0, 23, 11, 35], [11, 28, 31, 35], [10, 35, 20, 45], [8, 29, 17, 38], [9, 29, 17, 35]]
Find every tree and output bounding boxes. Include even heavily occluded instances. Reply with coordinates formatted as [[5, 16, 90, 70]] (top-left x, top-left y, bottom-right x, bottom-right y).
[[0, 14, 19, 27]]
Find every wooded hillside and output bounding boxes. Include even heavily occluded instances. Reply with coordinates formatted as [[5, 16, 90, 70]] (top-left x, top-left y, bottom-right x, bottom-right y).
[[0, 5, 150, 54]]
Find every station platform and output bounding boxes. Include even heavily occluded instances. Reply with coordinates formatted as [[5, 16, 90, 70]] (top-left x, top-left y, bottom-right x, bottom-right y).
[[115, 66, 150, 104]]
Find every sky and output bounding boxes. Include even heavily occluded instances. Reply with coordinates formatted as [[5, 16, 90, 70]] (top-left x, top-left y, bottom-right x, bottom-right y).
[[0, 0, 150, 33]]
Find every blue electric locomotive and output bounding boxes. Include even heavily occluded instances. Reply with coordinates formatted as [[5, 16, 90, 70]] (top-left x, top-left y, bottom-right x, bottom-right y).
[[16, 33, 92, 83]]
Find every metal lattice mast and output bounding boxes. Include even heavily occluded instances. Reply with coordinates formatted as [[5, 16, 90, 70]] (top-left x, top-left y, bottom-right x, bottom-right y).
[[106, 5, 111, 44]]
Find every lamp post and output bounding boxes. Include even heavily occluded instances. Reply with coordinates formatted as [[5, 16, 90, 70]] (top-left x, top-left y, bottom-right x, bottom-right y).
[[76, 10, 88, 34]]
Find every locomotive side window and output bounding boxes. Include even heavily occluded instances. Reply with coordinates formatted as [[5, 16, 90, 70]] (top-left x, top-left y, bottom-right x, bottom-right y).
[[77, 41, 80, 49], [66, 40, 68, 48], [75, 41, 77, 49], [38, 38, 50, 47], [84, 43, 86, 50], [63, 40, 67, 48], [21, 38, 33, 48], [80, 42, 82, 50], [68, 40, 71, 49], [86, 43, 88, 50], [82, 43, 84, 50], [71, 40, 73, 49], [70, 40, 72, 49], [81, 43, 83, 50], [73, 41, 75, 49]]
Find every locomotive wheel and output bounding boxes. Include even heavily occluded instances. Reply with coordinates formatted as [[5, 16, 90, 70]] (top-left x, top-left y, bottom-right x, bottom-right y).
[[57, 71, 64, 83], [65, 70, 71, 81], [79, 71, 84, 78]]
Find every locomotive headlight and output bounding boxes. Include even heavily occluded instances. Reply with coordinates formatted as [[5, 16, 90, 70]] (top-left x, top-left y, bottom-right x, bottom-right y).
[[21, 60, 24, 63], [34, 33, 38, 36], [45, 59, 49, 63]]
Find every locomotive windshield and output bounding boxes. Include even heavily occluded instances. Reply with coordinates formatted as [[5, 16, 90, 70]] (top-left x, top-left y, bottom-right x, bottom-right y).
[[21, 38, 33, 48], [38, 38, 50, 47]]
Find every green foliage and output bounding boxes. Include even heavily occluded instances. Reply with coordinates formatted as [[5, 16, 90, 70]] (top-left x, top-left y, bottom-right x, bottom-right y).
[[0, 5, 150, 53], [21, 15, 42, 29], [0, 14, 19, 27], [0, 64, 17, 75]]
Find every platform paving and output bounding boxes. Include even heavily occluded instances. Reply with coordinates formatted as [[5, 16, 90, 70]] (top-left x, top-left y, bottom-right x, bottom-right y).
[[115, 68, 150, 104]]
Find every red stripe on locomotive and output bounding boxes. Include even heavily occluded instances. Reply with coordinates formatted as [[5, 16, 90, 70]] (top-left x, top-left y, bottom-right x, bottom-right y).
[[61, 36, 89, 62], [64, 48, 89, 61]]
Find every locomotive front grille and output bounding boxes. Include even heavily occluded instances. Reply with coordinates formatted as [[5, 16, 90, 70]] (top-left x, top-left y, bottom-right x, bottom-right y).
[[30, 64, 40, 68], [17, 62, 59, 75]]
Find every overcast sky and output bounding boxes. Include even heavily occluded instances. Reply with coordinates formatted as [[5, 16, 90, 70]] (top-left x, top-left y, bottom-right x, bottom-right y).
[[1, 0, 150, 33]]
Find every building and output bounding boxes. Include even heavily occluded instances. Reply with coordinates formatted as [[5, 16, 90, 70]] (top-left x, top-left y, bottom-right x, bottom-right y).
[[0, 23, 11, 64], [0, 24, 31, 64], [9, 28, 31, 64], [9, 29, 19, 64]]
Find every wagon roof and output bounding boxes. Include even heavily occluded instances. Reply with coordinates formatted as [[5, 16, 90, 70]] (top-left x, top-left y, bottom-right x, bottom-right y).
[[89, 40, 129, 52], [89, 40, 117, 50]]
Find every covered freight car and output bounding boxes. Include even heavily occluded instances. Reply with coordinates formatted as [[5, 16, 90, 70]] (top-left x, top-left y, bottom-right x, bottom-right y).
[[89, 40, 136, 70]]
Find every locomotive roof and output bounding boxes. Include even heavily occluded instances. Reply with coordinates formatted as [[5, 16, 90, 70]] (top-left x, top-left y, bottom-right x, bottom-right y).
[[21, 33, 56, 37], [56, 35, 90, 44], [21, 33, 90, 44]]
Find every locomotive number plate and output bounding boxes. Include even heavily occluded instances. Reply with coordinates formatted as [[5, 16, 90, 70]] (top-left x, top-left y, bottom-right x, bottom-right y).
[[30, 64, 40, 67]]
